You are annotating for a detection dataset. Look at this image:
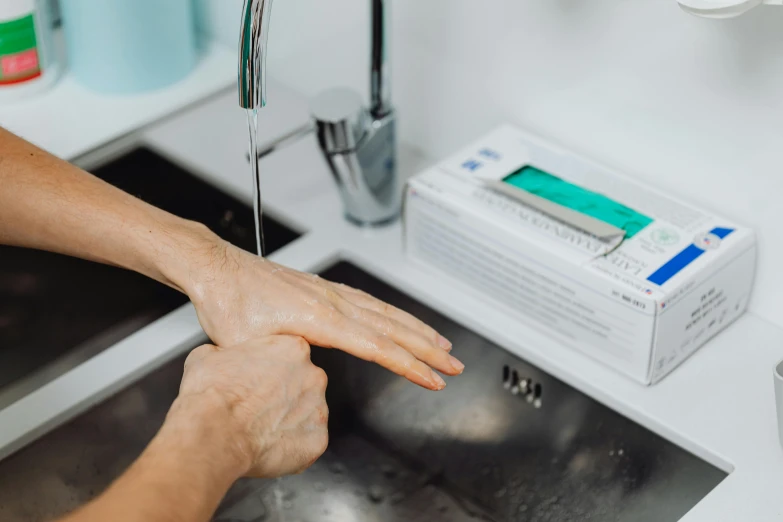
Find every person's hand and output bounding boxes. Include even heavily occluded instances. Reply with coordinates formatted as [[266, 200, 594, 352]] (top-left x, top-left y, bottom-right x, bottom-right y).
[[167, 336, 329, 479], [183, 240, 464, 391]]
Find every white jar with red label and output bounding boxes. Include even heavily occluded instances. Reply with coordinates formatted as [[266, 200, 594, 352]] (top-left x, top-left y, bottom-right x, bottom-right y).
[[0, 0, 59, 103]]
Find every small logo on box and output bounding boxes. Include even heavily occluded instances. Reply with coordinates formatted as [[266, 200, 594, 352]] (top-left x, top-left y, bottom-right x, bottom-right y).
[[478, 148, 502, 161], [461, 159, 483, 172], [694, 232, 721, 251], [650, 228, 680, 246]]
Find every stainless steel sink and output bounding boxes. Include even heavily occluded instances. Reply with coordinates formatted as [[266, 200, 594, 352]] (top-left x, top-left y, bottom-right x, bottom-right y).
[[0, 259, 726, 522], [0, 149, 725, 521]]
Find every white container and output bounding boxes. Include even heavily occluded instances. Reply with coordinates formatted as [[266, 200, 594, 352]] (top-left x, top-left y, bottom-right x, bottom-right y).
[[0, 0, 59, 103], [405, 125, 757, 385], [774, 359, 783, 450]]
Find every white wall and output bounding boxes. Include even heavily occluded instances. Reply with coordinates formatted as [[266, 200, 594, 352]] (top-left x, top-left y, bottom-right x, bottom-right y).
[[199, 0, 783, 329]]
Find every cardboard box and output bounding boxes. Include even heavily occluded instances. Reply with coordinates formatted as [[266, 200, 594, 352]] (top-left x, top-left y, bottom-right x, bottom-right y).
[[405, 125, 756, 384]]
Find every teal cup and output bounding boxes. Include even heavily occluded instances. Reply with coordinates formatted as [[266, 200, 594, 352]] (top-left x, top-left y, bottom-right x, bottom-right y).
[[59, 0, 198, 94]]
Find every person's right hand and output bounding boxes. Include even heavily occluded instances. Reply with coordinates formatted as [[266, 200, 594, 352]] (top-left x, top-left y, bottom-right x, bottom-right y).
[[168, 336, 329, 478]]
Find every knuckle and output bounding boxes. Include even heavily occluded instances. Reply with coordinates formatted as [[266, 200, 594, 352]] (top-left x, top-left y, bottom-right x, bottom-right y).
[[380, 315, 396, 335], [312, 368, 328, 390], [364, 341, 385, 364], [288, 336, 311, 356], [314, 302, 334, 319], [315, 431, 329, 456], [318, 404, 330, 424], [322, 286, 342, 304]]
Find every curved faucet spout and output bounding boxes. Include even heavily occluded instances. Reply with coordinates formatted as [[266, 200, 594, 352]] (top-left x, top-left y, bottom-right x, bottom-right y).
[[238, 0, 274, 110], [238, 0, 390, 114]]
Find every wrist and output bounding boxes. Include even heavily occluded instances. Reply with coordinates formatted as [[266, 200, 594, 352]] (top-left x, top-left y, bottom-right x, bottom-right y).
[[144, 218, 226, 295], [155, 390, 250, 483], [91, 391, 247, 522]]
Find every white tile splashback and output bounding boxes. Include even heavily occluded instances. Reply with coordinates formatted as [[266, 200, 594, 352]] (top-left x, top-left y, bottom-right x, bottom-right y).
[[197, 0, 783, 328]]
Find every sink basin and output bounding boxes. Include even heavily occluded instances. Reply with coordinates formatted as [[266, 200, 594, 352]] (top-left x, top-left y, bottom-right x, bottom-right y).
[[0, 260, 726, 521], [0, 148, 301, 409]]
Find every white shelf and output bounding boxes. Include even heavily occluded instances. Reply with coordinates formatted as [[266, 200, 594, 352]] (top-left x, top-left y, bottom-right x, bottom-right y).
[[0, 41, 236, 161]]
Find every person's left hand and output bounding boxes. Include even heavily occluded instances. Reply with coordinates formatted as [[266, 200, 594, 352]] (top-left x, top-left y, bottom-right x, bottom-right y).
[[182, 239, 463, 391]]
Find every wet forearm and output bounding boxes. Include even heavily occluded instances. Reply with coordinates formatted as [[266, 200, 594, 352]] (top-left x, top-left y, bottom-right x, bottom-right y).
[[0, 127, 220, 293]]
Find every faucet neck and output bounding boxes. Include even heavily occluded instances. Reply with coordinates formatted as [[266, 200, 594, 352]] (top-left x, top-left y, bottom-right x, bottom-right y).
[[370, 0, 391, 119], [239, 0, 392, 116]]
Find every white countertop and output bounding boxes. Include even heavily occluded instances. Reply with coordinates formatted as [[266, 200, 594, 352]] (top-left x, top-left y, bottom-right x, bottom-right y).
[[1, 80, 783, 521], [0, 41, 236, 160]]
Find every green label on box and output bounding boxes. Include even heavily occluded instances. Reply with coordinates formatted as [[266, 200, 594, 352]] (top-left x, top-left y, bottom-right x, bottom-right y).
[[503, 165, 653, 238], [0, 14, 41, 84]]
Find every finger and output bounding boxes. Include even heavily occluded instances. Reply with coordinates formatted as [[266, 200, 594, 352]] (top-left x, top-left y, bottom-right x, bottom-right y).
[[275, 335, 312, 360], [333, 283, 452, 352], [309, 366, 329, 393], [285, 387, 329, 428], [351, 306, 464, 376], [294, 314, 447, 391]]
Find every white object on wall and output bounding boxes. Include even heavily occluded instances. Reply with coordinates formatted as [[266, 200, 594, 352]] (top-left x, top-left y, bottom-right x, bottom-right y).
[[678, 0, 783, 18]]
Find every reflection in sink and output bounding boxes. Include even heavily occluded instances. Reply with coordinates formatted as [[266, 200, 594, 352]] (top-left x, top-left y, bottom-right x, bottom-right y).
[[0, 148, 301, 409], [0, 262, 725, 522]]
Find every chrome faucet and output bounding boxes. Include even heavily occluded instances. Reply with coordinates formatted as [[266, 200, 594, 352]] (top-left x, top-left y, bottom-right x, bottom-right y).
[[239, 0, 401, 226]]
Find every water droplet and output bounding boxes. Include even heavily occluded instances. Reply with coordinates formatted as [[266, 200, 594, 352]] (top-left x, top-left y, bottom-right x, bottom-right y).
[[328, 461, 346, 474], [390, 491, 407, 505], [494, 487, 507, 498], [608, 450, 615, 456], [618, 449, 625, 456], [519, 504, 529, 513], [368, 485, 385, 504], [381, 464, 398, 479]]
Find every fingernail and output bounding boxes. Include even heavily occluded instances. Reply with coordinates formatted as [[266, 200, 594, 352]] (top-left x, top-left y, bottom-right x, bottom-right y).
[[437, 335, 452, 352], [431, 370, 446, 390], [449, 356, 465, 374]]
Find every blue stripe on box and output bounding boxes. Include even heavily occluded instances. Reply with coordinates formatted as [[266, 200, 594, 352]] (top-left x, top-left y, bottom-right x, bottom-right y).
[[711, 227, 734, 239], [647, 227, 734, 286]]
